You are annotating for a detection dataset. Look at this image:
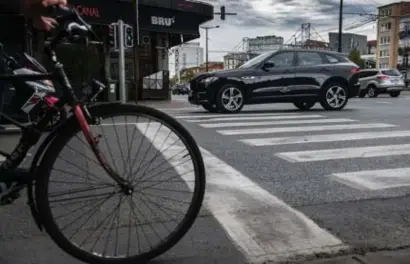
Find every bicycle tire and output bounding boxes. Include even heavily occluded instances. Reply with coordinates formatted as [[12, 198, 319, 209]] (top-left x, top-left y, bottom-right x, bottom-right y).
[[35, 103, 206, 264]]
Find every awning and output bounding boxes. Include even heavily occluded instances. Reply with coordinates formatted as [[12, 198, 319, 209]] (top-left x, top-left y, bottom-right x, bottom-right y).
[[67, 0, 212, 36]]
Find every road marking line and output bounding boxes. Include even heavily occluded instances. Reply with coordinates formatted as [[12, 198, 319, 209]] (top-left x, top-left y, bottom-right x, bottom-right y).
[[200, 118, 356, 128], [175, 112, 305, 119], [331, 167, 410, 190], [241, 130, 410, 146], [137, 122, 347, 262], [375, 101, 392, 104], [157, 107, 202, 111], [218, 123, 395, 135], [276, 143, 410, 163], [186, 114, 325, 123]]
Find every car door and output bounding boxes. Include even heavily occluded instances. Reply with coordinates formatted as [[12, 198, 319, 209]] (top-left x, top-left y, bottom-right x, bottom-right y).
[[251, 51, 296, 99], [292, 51, 332, 96], [358, 70, 377, 90]]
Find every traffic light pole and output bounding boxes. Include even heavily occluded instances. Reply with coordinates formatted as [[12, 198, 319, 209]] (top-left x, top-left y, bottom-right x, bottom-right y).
[[118, 19, 127, 103]]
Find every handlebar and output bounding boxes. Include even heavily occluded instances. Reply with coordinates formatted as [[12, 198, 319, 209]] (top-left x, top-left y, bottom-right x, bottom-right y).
[[44, 6, 94, 61]]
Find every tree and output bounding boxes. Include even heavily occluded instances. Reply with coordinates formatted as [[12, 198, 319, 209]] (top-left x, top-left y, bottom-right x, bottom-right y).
[[348, 49, 365, 68], [179, 68, 196, 83]]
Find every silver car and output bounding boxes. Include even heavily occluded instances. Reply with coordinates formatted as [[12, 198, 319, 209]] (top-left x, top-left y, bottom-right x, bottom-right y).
[[358, 68, 404, 98]]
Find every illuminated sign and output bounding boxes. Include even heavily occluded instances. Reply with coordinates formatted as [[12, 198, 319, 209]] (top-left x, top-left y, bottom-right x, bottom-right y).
[[69, 5, 100, 18]]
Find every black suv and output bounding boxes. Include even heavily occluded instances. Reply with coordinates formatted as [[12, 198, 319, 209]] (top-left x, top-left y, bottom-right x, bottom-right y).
[[188, 49, 361, 113]]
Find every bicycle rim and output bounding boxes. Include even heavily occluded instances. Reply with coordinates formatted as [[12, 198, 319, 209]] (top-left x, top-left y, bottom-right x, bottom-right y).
[[35, 103, 206, 264]]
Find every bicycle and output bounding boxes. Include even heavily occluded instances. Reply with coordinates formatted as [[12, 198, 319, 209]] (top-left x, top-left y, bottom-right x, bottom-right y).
[[0, 6, 206, 264]]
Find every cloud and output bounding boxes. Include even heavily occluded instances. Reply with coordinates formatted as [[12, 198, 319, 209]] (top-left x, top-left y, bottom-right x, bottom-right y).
[[169, 0, 395, 74]]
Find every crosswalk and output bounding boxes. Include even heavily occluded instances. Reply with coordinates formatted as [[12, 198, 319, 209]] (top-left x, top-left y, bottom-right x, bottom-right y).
[[175, 111, 410, 192]]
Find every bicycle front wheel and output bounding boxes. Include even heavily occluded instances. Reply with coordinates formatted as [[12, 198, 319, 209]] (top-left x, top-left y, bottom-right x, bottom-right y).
[[35, 103, 206, 264]]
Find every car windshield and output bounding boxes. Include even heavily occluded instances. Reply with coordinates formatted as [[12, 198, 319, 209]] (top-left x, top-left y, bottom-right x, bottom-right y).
[[381, 69, 401, 76], [239, 52, 274, 69]]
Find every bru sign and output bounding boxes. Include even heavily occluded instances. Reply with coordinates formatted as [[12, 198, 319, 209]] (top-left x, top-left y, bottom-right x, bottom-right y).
[[69, 4, 100, 18]]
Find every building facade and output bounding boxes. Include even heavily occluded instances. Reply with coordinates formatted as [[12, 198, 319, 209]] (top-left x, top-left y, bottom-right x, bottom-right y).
[[171, 42, 204, 76], [366, 40, 377, 54], [223, 52, 259, 69], [0, 0, 213, 102], [328, 32, 367, 54], [376, 1, 410, 68], [243, 35, 284, 54]]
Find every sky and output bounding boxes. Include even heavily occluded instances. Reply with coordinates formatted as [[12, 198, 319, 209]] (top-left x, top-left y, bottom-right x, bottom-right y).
[[186, 0, 398, 63]]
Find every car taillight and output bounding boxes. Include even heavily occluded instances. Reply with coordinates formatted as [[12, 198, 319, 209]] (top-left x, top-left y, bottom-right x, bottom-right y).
[[350, 67, 360, 73], [377, 75, 389, 80]]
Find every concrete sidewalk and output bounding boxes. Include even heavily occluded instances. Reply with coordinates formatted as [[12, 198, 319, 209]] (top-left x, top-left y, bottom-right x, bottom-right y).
[[304, 248, 410, 264]]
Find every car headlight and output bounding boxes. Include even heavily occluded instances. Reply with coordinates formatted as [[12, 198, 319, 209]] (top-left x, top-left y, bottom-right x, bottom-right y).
[[201, 76, 218, 87]]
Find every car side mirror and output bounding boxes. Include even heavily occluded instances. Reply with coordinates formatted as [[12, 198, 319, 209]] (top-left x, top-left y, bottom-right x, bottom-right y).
[[262, 62, 275, 70]]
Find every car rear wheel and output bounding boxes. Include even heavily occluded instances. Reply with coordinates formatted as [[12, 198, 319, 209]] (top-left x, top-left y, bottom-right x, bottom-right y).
[[320, 83, 348, 111], [293, 101, 315, 110], [201, 103, 219, 113], [390, 91, 401, 97], [216, 85, 245, 113], [367, 86, 378, 97]]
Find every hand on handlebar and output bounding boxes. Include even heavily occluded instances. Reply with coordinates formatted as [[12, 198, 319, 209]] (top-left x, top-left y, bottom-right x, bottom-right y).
[[24, 0, 68, 31]]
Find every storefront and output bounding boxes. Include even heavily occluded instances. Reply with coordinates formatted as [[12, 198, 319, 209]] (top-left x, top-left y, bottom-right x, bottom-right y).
[[0, 0, 213, 102]]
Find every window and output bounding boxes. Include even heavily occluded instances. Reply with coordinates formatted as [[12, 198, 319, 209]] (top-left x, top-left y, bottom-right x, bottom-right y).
[[381, 69, 401, 76], [265, 52, 294, 68], [239, 51, 274, 69], [325, 55, 339, 63], [296, 52, 323, 66], [359, 71, 378, 78]]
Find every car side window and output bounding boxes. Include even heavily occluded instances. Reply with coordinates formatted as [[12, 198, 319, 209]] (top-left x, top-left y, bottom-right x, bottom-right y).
[[297, 52, 324, 66], [325, 55, 339, 63], [359, 71, 378, 78], [265, 52, 294, 68]]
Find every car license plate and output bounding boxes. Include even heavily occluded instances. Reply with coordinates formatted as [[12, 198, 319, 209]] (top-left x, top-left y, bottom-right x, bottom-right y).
[[188, 90, 193, 96]]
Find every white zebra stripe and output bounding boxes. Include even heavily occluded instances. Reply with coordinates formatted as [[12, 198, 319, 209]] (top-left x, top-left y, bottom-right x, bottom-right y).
[[276, 143, 410, 163], [218, 123, 395, 135], [200, 118, 356, 128]]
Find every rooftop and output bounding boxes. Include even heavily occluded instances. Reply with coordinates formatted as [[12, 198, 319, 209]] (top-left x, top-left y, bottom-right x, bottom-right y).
[[378, 1, 410, 9]]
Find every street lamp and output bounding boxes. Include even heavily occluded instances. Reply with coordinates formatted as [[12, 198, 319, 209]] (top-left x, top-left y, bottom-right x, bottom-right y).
[[201, 25, 219, 72]]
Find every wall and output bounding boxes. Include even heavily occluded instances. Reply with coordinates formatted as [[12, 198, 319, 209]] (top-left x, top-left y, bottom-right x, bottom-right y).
[[328, 32, 367, 54], [171, 42, 203, 75], [245, 36, 284, 54]]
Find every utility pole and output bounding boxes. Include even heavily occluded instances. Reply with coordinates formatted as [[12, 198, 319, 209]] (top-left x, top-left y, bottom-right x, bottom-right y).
[[201, 25, 219, 72], [134, 0, 141, 102], [118, 20, 126, 103], [338, 0, 343, 52]]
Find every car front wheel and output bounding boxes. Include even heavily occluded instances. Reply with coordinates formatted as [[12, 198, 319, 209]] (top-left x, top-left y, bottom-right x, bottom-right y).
[[216, 85, 245, 113], [390, 91, 400, 97], [320, 83, 348, 110], [293, 101, 315, 110]]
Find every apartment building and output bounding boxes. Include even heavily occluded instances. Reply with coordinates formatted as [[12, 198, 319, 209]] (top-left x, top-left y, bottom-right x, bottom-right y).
[[376, 1, 410, 68]]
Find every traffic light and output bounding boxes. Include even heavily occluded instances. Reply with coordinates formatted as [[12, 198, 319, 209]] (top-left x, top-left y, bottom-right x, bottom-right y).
[[108, 23, 118, 49], [220, 6, 225, 20], [124, 24, 134, 48]]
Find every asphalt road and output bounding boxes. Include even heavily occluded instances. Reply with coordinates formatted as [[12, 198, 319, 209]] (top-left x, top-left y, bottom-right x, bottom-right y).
[[2, 94, 410, 263]]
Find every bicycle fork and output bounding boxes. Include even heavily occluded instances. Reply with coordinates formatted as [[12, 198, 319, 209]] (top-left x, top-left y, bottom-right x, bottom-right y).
[[74, 104, 133, 195]]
